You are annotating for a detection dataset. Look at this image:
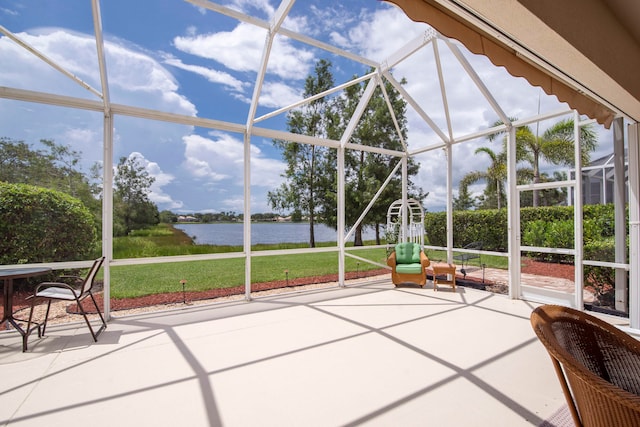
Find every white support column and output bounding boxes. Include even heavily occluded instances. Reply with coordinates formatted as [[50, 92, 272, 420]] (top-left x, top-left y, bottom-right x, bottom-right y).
[[628, 123, 640, 328], [402, 156, 408, 242], [92, 0, 112, 320], [243, 132, 252, 301], [337, 146, 346, 287], [446, 145, 453, 262], [574, 112, 584, 309], [506, 125, 520, 299], [102, 113, 113, 320], [340, 77, 377, 148], [242, 19, 276, 301], [613, 117, 627, 311]]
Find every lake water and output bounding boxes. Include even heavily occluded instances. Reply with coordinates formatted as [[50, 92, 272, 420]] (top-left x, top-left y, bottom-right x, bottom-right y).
[[174, 222, 377, 245]]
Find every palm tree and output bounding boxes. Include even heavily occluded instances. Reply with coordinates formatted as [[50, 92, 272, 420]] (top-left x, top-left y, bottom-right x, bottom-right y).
[[488, 118, 597, 206], [460, 146, 507, 209]]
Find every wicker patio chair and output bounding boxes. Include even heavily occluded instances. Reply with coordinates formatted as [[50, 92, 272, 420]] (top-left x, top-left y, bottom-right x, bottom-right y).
[[387, 242, 430, 287], [26, 257, 106, 349], [530, 305, 640, 427]]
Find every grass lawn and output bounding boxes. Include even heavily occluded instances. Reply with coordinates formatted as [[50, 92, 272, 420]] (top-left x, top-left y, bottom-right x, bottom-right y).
[[105, 224, 508, 299], [108, 224, 389, 299], [109, 250, 388, 299]]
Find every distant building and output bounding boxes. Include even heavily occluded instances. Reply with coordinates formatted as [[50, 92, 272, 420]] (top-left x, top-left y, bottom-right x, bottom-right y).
[[568, 151, 628, 205]]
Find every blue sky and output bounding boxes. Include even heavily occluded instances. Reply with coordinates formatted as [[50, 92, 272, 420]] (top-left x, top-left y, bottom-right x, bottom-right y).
[[0, 0, 612, 214]]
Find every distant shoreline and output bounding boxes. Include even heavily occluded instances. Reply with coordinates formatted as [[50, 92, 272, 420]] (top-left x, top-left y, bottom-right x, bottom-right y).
[[173, 222, 379, 246]]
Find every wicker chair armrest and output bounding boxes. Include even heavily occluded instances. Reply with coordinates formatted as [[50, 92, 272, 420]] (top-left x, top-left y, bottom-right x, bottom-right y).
[[420, 251, 430, 268], [386, 251, 397, 267]]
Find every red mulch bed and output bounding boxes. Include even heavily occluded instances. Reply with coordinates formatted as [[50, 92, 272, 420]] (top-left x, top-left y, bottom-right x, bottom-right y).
[[521, 258, 575, 281], [2, 268, 389, 317], [1, 259, 575, 319]]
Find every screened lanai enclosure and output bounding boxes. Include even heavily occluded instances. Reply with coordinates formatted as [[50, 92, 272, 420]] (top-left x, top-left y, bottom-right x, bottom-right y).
[[1, 0, 639, 329]]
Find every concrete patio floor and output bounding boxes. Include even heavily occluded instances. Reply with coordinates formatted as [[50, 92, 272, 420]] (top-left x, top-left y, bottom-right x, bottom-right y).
[[0, 278, 628, 426]]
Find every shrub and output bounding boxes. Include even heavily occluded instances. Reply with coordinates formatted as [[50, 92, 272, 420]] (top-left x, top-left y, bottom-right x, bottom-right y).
[[0, 182, 98, 263], [584, 237, 617, 308], [522, 220, 547, 247], [546, 221, 574, 249], [425, 203, 619, 252]]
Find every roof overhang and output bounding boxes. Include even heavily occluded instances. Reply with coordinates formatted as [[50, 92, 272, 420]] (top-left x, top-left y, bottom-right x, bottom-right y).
[[385, 0, 640, 129]]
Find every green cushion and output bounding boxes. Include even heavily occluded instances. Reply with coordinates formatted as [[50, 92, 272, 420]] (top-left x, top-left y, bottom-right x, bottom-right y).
[[395, 263, 424, 274], [394, 242, 421, 264]]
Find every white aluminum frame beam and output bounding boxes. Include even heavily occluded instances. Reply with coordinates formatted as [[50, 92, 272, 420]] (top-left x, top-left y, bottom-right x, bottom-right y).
[[91, 0, 114, 319], [613, 117, 627, 311], [506, 125, 520, 299], [443, 38, 510, 126], [433, 39, 454, 141], [0, 25, 103, 100], [573, 111, 584, 309], [381, 29, 437, 72], [344, 160, 403, 243], [378, 75, 410, 151], [340, 77, 378, 148], [241, 0, 290, 300], [383, 71, 450, 144], [254, 73, 374, 124], [628, 123, 640, 328], [408, 108, 573, 156]]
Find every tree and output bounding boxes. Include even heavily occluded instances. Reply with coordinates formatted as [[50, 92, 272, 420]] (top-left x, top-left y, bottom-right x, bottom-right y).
[[463, 118, 597, 209], [159, 210, 177, 223], [114, 155, 159, 236], [453, 184, 477, 211], [488, 118, 597, 206], [328, 71, 425, 245], [0, 182, 97, 263], [269, 63, 424, 246], [0, 137, 100, 217], [268, 59, 336, 248], [461, 146, 508, 209]]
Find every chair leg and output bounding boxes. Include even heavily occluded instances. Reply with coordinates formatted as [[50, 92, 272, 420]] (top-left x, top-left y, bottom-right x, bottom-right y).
[[88, 291, 107, 337], [41, 300, 52, 337], [75, 293, 106, 342], [74, 296, 98, 342], [551, 358, 582, 427], [24, 298, 42, 352]]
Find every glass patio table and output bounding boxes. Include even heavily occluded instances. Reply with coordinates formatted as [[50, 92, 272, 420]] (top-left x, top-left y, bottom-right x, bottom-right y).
[[1, 266, 52, 351]]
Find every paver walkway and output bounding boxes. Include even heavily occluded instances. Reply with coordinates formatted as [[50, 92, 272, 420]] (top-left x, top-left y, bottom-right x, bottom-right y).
[[459, 266, 594, 302]]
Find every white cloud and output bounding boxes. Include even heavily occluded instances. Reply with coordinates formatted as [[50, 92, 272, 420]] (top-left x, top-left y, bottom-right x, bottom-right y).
[[329, 31, 350, 48], [183, 132, 283, 185], [182, 133, 239, 181], [0, 6, 20, 16], [227, 0, 275, 18], [181, 132, 285, 211], [259, 81, 302, 108], [301, 4, 360, 40], [173, 22, 315, 81], [347, 6, 418, 62], [0, 29, 197, 116], [164, 56, 246, 92]]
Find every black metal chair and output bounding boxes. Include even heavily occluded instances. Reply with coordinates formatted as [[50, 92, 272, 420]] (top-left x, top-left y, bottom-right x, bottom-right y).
[[26, 257, 106, 349], [453, 241, 483, 278]]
